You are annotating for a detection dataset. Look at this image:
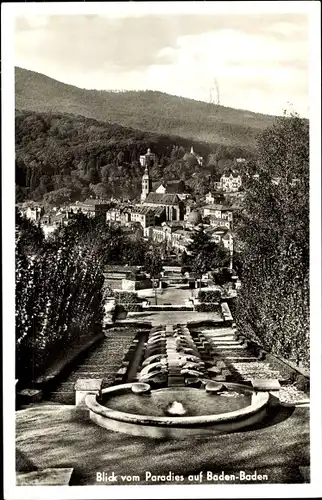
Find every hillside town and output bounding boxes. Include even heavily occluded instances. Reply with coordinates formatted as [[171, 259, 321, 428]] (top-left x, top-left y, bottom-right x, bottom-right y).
[[18, 146, 243, 270]]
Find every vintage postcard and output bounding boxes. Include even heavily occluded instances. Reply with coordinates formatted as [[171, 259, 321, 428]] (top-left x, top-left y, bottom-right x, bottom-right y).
[[2, 1, 321, 499]]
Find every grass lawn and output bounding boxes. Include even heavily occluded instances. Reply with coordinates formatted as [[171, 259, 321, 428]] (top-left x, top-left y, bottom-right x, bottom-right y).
[[136, 284, 209, 305], [117, 310, 223, 326], [16, 403, 310, 485]]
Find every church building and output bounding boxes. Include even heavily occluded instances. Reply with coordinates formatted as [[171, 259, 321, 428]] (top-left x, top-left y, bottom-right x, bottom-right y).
[[140, 152, 184, 221]]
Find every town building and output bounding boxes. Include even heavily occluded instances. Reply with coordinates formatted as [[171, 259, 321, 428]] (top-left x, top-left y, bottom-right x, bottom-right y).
[[183, 146, 204, 166], [222, 231, 234, 253], [70, 199, 110, 217], [24, 206, 43, 222], [131, 205, 166, 233], [171, 229, 193, 253], [140, 149, 189, 217], [143, 193, 184, 221], [220, 172, 242, 192], [213, 174, 223, 192], [121, 222, 144, 238], [203, 204, 233, 222], [184, 199, 197, 220], [106, 206, 132, 224], [212, 171, 242, 193], [40, 210, 76, 238], [185, 209, 203, 228], [147, 222, 192, 254], [205, 192, 216, 204], [152, 180, 191, 201], [203, 226, 234, 254], [208, 216, 231, 229], [205, 190, 226, 205], [139, 148, 156, 168]]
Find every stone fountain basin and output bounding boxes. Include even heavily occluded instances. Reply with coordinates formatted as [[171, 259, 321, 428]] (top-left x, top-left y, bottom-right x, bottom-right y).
[[85, 383, 270, 439]]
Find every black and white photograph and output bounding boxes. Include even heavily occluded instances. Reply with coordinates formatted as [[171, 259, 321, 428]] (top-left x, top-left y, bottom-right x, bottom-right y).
[[2, 1, 321, 499]]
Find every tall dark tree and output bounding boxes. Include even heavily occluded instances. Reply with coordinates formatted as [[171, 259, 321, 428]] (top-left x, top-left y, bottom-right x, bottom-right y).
[[235, 113, 309, 366], [186, 229, 230, 288], [144, 245, 163, 305]]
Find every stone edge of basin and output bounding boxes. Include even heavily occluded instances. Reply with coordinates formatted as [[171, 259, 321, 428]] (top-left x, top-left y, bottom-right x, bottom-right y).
[[85, 382, 269, 427]]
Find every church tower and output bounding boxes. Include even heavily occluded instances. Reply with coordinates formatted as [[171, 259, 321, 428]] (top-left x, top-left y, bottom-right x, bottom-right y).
[[141, 166, 150, 202]]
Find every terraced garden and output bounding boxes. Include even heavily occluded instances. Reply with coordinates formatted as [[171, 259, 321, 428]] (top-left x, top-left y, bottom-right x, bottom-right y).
[[16, 313, 310, 486]]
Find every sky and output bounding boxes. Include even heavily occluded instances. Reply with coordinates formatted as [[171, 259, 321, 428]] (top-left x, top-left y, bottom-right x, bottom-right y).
[[13, 4, 311, 117]]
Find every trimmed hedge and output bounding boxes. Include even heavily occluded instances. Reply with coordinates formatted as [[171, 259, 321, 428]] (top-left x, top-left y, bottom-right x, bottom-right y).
[[114, 291, 140, 303], [114, 291, 142, 312], [195, 303, 219, 312], [198, 290, 221, 303]]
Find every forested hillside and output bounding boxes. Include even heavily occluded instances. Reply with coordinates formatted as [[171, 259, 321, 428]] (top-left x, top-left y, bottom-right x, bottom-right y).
[[15, 110, 252, 203], [15, 67, 276, 149]]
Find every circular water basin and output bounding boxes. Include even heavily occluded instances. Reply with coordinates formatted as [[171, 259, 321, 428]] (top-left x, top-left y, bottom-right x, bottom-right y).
[[103, 387, 251, 417], [85, 382, 270, 438]]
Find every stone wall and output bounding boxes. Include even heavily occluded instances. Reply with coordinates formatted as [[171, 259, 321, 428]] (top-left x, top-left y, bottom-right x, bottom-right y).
[[122, 279, 153, 291]]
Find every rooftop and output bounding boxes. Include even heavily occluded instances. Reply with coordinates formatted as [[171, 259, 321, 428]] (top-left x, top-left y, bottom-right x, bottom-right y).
[[203, 204, 232, 211], [82, 199, 111, 206], [222, 170, 241, 178], [133, 205, 165, 216], [153, 179, 187, 194], [161, 221, 184, 228], [205, 226, 229, 235], [144, 193, 181, 205]]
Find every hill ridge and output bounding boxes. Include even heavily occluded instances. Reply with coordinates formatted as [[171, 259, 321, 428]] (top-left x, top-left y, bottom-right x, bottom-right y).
[[16, 66, 276, 118], [15, 67, 276, 149]]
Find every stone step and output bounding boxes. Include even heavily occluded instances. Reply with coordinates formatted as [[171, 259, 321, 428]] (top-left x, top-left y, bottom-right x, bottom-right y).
[[223, 356, 259, 361], [168, 376, 185, 387], [212, 344, 247, 350], [205, 334, 236, 340], [16, 468, 74, 486], [210, 339, 243, 344]]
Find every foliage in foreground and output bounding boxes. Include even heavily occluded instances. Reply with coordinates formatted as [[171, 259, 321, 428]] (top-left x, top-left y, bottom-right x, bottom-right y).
[[15, 212, 104, 382], [15, 212, 150, 382], [235, 114, 309, 367]]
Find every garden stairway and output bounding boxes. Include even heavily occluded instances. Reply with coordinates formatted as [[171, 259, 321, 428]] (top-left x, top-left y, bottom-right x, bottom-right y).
[[46, 329, 137, 404]]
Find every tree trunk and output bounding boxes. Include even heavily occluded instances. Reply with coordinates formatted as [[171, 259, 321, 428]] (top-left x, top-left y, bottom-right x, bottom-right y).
[[153, 278, 158, 305]]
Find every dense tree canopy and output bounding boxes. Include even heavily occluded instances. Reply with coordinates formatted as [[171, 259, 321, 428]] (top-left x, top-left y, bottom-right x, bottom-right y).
[[235, 113, 309, 366], [15, 211, 156, 382], [186, 228, 230, 286], [144, 243, 164, 304], [15, 110, 252, 204]]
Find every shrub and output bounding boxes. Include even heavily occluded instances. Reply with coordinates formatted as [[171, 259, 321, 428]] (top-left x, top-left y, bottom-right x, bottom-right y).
[[112, 304, 127, 322], [195, 303, 219, 312], [181, 265, 192, 276], [114, 292, 143, 312], [295, 374, 310, 393], [198, 290, 221, 303], [114, 291, 140, 304], [123, 303, 142, 312]]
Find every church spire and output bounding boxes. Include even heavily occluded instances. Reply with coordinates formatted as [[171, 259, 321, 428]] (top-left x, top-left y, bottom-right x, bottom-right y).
[[141, 165, 150, 202]]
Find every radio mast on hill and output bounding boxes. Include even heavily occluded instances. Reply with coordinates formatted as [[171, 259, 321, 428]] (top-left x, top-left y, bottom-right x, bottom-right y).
[[208, 78, 220, 112]]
